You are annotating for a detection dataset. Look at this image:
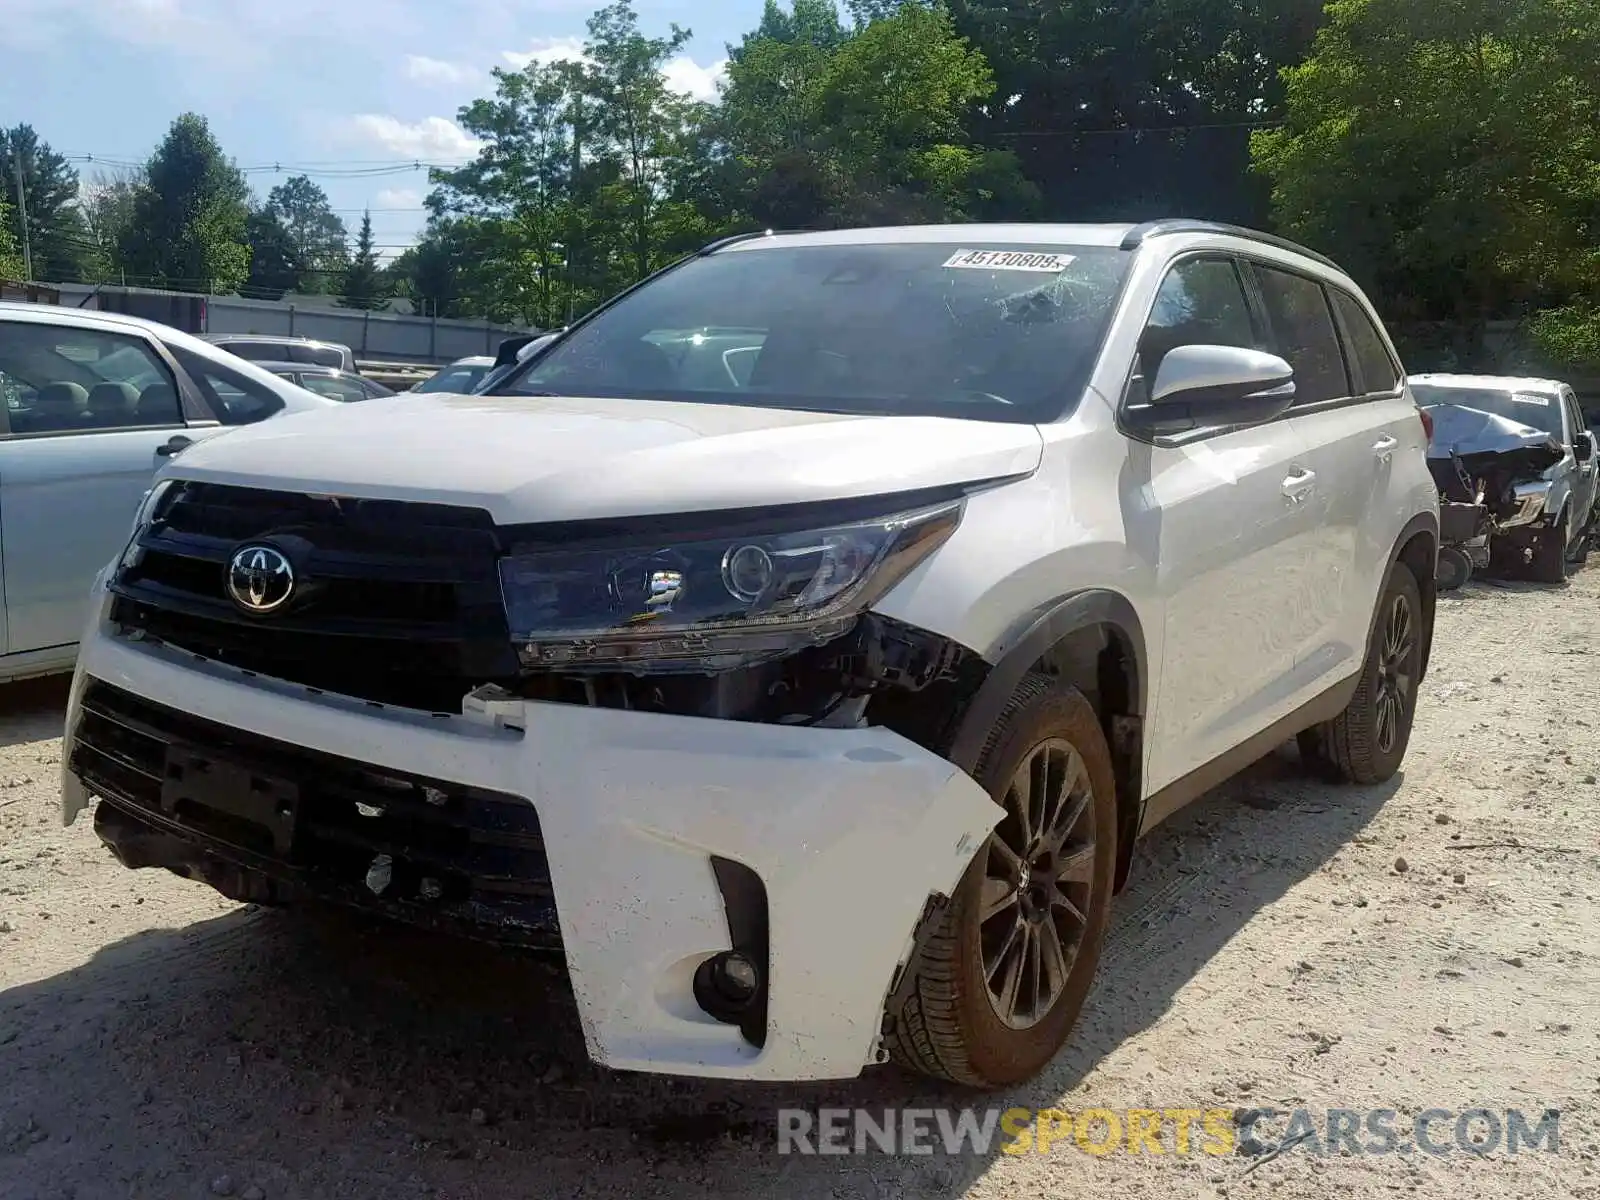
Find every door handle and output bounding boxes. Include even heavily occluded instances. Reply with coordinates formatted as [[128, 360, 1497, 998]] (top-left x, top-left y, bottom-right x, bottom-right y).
[[1282, 467, 1317, 503], [1372, 434, 1398, 462], [156, 435, 192, 458]]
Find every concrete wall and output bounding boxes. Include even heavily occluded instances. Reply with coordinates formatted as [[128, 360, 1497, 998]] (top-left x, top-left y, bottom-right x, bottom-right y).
[[49, 283, 528, 366]]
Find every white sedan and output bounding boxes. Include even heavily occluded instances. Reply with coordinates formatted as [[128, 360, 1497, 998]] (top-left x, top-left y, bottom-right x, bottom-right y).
[[0, 301, 336, 683]]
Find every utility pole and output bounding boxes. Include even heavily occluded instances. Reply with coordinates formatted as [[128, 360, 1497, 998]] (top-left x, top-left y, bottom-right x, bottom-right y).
[[11, 154, 33, 282]]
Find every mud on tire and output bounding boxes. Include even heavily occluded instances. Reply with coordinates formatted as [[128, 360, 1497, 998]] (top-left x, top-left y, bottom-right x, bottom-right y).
[[884, 673, 1118, 1089]]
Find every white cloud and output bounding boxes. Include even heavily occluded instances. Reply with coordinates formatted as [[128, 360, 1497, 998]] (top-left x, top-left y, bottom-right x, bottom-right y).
[[373, 187, 426, 209], [663, 56, 727, 102], [502, 36, 587, 69], [404, 54, 478, 87], [344, 115, 483, 161], [502, 36, 726, 101]]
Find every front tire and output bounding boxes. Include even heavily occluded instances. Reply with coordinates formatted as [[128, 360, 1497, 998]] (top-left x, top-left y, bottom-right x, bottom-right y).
[[1529, 512, 1570, 583], [1298, 561, 1425, 786], [1436, 546, 1472, 591], [885, 674, 1118, 1089]]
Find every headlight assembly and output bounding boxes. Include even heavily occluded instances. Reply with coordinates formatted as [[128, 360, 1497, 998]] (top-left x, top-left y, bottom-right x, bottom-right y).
[[498, 499, 963, 672], [118, 479, 178, 571]]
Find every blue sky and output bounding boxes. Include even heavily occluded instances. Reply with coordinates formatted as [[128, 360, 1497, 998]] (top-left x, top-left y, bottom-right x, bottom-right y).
[[0, 0, 754, 259]]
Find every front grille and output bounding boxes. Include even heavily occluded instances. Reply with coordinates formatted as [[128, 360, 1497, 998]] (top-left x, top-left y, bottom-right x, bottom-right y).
[[71, 679, 561, 947], [111, 482, 519, 712]]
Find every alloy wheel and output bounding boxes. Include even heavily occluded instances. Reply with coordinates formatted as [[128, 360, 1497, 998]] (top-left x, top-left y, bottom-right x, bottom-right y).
[[978, 738, 1097, 1030], [1374, 592, 1415, 755]]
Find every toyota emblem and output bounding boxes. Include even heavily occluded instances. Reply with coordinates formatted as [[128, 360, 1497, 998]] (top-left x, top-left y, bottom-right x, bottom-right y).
[[225, 545, 295, 614]]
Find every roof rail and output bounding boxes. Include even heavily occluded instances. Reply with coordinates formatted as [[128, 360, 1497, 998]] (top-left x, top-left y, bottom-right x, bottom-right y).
[[698, 229, 784, 255], [1120, 220, 1341, 271]]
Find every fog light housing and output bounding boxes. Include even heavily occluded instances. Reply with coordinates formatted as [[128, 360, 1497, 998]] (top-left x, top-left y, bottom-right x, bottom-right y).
[[694, 950, 761, 1022]]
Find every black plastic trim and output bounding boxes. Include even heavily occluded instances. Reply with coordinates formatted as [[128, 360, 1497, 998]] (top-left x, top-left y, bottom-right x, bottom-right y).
[[698, 230, 789, 255], [945, 588, 1147, 776], [72, 679, 563, 949], [1138, 674, 1360, 834], [707, 855, 769, 1049], [1121, 219, 1342, 271]]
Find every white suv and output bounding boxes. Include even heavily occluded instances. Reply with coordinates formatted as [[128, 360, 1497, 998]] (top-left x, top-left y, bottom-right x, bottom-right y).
[[61, 221, 1439, 1089]]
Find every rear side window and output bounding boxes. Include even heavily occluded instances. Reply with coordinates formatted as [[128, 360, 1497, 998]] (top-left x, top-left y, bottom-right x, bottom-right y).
[[217, 340, 277, 363], [1562, 392, 1586, 440], [300, 374, 370, 403], [1330, 290, 1401, 395], [0, 320, 182, 433], [291, 344, 347, 369], [1254, 266, 1351, 406], [173, 348, 286, 425]]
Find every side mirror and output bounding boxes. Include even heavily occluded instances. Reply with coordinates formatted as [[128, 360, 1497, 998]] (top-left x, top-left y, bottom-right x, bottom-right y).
[[1574, 431, 1594, 463], [1127, 345, 1296, 436]]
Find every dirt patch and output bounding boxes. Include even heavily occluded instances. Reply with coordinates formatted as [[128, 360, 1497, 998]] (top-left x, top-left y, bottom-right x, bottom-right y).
[[2, 577, 1598, 1199]]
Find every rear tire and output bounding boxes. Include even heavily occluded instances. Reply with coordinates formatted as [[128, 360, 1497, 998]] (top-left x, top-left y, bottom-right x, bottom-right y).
[[1298, 562, 1424, 786], [884, 674, 1118, 1089]]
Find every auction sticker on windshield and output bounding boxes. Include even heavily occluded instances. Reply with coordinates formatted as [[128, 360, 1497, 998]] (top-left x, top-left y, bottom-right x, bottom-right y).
[[1511, 393, 1552, 406], [943, 249, 1076, 272]]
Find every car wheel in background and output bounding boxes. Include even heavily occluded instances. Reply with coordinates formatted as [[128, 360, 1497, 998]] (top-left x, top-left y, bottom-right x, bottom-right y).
[[1298, 561, 1425, 786], [1435, 546, 1472, 592], [1529, 512, 1570, 584]]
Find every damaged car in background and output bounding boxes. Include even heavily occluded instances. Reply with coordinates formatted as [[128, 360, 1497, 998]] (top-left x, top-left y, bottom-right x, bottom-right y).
[[1411, 374, 1598, 586], [60, 221, 1438, 1090]]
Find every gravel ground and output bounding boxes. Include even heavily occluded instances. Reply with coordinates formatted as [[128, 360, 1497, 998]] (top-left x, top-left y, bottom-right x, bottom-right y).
[[2, 570, 1599, 1200]]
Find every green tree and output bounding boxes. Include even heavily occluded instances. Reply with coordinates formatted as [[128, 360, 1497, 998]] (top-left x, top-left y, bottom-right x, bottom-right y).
[[243, 209, 301, 300], [1251, 0, 1600, 367], [583, 1, 711, 279], [80, 169, 143, 283], [338, 211, 388, 309], [120, 113, 252, 293], [428, 58, 588, 325], [0, 195, 22, 280], [719, 1, 1021, 225], [264, 175, 348, 292], [950, 0, 1326, 222], [387, 226, 472, 318], [0, 125, 93, 281], [426, 4, 721, 324]]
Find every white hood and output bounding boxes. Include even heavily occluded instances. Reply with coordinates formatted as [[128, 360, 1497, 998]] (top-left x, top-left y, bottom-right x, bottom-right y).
[[166, 393, 1044, 524]]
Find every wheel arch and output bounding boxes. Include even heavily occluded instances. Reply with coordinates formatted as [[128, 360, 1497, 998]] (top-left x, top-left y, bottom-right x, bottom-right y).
[[946, 589, 1148, 893], [1383, 513, 1439, 684]]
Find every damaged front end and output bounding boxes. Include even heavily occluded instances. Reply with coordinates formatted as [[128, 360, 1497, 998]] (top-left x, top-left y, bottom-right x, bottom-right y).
[[1424, 404, 1566, 579], [80, 480, 995, 950]]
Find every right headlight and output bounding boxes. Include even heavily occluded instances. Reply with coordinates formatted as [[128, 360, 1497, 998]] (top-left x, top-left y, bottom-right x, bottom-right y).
[[498, 499, 963, 672]]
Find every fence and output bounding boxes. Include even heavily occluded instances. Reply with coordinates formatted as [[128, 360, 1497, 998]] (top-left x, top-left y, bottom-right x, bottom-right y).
[[42, 283, 529, 366]]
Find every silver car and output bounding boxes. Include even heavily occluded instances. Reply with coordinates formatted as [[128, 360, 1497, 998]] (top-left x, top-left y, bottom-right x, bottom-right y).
[[0, 302, 337, 683], [1410, 374, 1599, 581], [411, 355, 495, 394]]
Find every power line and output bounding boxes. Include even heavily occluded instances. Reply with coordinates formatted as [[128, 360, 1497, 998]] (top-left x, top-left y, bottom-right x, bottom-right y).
[[61, 155, 472, 178]]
